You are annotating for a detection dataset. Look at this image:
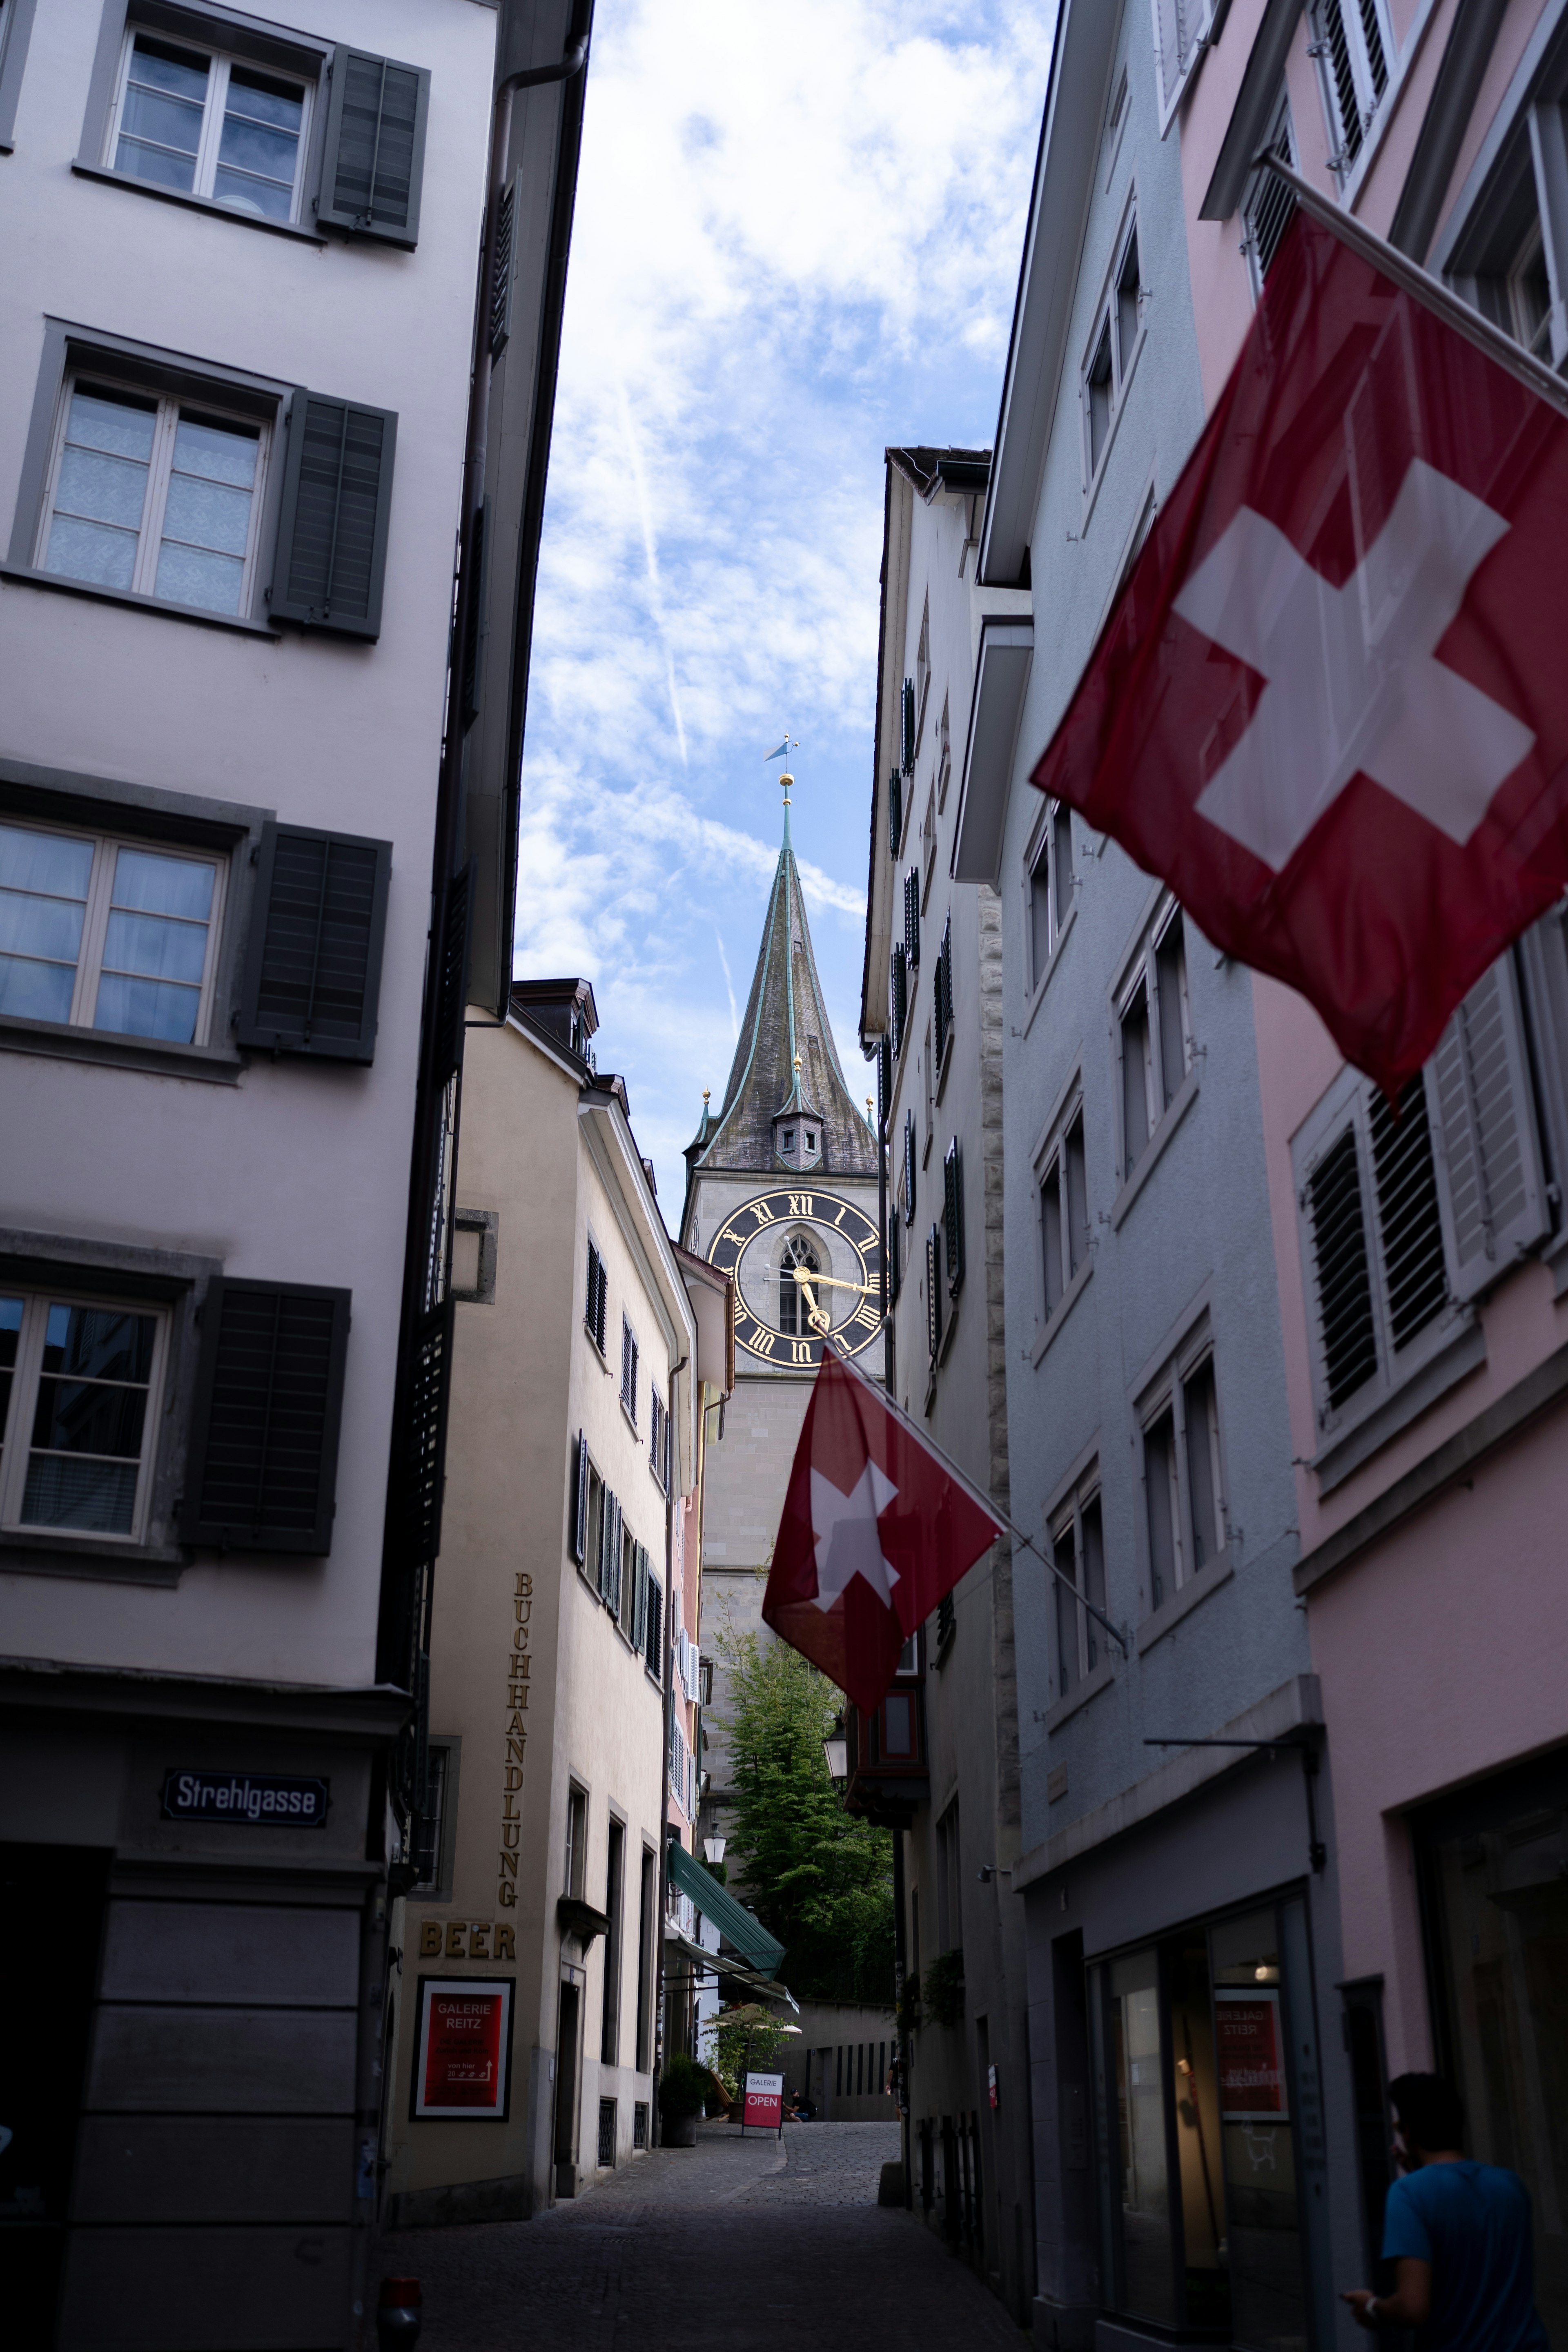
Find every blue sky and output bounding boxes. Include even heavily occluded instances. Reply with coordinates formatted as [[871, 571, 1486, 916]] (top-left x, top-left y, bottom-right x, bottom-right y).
[[514, 0, 1058, 1206]]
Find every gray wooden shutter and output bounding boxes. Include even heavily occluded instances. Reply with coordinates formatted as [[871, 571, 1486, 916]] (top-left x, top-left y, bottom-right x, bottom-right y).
[[317, 48, 430, 247], [944, 1139, 965, 1296], [901, 679, 916, 772], [270, 392, 397, 638], [1302, 1120, 1378, 1418], [572, 1433, 589, 1565], [889, 768, 903, 859], [904, 869, 920, 968], [489, 174, 520, 356], [459, 500, 492, 731], [904, 1110, 917, 1224], [630, 1540, 648, 1651], [926, 1226, 943, 1360], [432, 862, 473, 1086], [1425, 953, 1549, 1300], [890, 944, 907, 1056], [645, 1575, 663, 1680], [181, 1278, 351, 1554], [236, 822, 392, 1062]]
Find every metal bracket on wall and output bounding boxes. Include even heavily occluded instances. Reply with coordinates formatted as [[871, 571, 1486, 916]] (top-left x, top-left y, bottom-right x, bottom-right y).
[[1143, 1734, 1328, 1873]]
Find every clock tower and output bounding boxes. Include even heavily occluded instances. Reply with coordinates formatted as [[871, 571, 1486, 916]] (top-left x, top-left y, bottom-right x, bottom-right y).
[[680, 782, 882, 1811]]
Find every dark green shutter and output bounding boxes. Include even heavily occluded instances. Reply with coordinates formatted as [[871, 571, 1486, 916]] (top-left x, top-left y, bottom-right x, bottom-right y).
[[645, 1574, 663, 1681], [572, 1432, 589, 1564], [270, 392, 397, 638], [944, 1139, 965, 1296], [181, 1278, 351, 1554], [317, 48, 430, 247], [236, 822, 392, 1063], [489, 175, 520, 356]]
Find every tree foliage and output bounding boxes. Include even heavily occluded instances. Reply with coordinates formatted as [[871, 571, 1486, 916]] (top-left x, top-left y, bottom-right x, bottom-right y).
[[717, 1629, 895, 2005]]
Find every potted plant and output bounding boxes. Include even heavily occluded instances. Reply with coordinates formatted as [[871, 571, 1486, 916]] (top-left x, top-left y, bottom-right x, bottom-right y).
[[657, 2053, 711, 2147]]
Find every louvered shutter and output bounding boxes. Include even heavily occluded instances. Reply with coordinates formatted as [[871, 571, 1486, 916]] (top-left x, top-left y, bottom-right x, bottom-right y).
[[645, 1575, 663, 1680], [236, 823, 392, 1062], [432, 863, 473, 1086], [630, 1540, 648, 1650], [877, 1037, 892, 1132], [889, 767, 903, 859], [317, 49, 430, 247], [901, 679, 916, 773], [572, 1433, 589, 1565], [1425, 954, 1549, 1300], [904, 1110, 917, 1225], [934, 917, 952, 1064], [944, 1139, 965, 1296], [888, 1209, 902, 1305], [181, 1278, 351, 1553], [904, 869, 920, 969], [926, 1226, 943, 1361], [459, 500, 492, 731], [488, 175, 520, 356], [890, 944, 907, 1057], [1303, 1122, 1378, 1417], [270, 392, 396, 639]]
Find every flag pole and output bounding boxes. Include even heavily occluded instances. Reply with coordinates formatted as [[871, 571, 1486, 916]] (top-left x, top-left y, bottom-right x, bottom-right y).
[[1258, 153, 1568, 419], [821, 1338, 1132, 1660]]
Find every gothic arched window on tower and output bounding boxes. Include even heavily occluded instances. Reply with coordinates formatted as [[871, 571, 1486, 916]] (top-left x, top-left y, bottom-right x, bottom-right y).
[[780, 1234, 822, 1336]]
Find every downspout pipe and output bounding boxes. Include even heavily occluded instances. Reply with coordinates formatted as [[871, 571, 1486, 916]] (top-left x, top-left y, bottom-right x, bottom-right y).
[[652, 1352, 687, 2143]]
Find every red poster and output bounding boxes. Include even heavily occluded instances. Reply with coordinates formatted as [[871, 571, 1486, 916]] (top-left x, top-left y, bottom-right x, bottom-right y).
[[1214, 1989, 1287, 2121], [414, 1978, 512, 2119], [742, 2071, 783, 2131]]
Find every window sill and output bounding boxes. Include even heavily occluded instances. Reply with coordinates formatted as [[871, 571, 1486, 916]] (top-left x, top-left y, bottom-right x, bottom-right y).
[[1109, 1062, 1200, 1229], [71, 160, 329, 245], [1033, 1254, 1093, 1366], [1045, 1655, 1114, 1733], [586, 1325, 610, 1365], [1, 563, 279, 639], [1137, 1551, 1232, 1654], [1022, 904, 1077, 1041], [0, 1527, 184, 1585], [0, 1012, 243, 1084], [1312, 1317, 1486, 1495]]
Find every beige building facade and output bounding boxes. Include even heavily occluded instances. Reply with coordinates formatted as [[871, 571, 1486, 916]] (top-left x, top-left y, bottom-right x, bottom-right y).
[[382, 980, 708, 2222]]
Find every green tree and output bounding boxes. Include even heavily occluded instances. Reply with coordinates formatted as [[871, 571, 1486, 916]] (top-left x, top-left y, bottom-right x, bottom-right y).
[[717, 1629, 895, 2004]]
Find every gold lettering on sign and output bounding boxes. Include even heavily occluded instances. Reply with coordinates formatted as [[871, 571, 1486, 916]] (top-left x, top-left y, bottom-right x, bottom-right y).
[[470, 1924, 490, 1959], [446, 1922, 466, 1959], [499, 1573, 534, 1910], [420, 1921, 443, 1957], [413, 1918, 517, 1966], [496, 1924, 516, 1961]]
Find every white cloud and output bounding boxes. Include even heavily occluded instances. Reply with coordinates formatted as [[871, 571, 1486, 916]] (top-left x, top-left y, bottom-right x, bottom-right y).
[[517, 0, 1055, 1198]]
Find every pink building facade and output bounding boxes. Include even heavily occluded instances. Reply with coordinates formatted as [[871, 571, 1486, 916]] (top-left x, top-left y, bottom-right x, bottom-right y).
[[1174, 0, 1568, 2332]]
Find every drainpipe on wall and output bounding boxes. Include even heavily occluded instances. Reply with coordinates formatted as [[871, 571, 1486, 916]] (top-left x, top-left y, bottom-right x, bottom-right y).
[[651, 1352, 687, 2145], [892, 1826, 912, 2210]]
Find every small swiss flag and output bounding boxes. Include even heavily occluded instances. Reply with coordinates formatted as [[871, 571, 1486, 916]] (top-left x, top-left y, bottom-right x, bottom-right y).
[[762, 1346, 1002, 1713], [1032, 206, 1568, 1095]]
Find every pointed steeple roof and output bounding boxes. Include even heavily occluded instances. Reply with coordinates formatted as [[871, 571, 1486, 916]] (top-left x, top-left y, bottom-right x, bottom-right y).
[[695, 788, 878, 1178]]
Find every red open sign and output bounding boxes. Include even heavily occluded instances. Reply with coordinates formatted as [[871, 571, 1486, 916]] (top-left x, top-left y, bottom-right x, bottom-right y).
[[742, 2071, 783, 2132]]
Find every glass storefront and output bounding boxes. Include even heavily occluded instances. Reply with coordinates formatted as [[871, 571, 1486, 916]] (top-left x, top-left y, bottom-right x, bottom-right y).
[[1090, 1895, 1323, 2350], [1416, 1749, 1568, 2350]]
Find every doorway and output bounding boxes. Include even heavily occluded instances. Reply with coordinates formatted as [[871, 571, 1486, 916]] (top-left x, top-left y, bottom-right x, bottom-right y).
[[554, 1979, 581, 2199]]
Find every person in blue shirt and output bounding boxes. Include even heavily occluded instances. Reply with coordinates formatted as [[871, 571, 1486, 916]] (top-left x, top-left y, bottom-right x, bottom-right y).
[[1343, 2072, 1549, 2352]]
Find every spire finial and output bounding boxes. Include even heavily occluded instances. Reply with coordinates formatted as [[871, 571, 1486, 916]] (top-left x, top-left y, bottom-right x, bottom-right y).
[[702, 1088, 710, 1105]]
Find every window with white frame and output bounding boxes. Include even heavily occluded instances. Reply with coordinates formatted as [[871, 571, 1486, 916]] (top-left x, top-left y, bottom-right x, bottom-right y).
[[649, 1386, 668, 1490], [1050, 1473, 1107, 1699], [1027, 798, 1075, 991], [1039, 1097, 1090, 1321], [38, 378, 268, 618], [1138, 1333, 1225, 1614], [0, 1291, 167, 1540], [620, 1317, 639, 1422], [0, 819, 225, 1045], [1242, 90, 1298, 292], [1081, 209, 1144, 488], [106, 29, 312, 222], [1116, 901, 1192, 1185], [1310, 0, 1391, 179]]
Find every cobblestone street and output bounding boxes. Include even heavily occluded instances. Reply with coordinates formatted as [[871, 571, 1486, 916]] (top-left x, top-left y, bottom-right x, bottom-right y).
[[385, 2123, 1026, 2350]]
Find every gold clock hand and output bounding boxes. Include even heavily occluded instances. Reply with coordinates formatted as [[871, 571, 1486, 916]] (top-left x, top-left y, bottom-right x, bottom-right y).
[[788, 1267, 879, 1297]]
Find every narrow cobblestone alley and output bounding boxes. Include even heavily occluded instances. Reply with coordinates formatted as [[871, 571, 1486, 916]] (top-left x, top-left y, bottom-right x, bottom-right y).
[[382, 2123, 1026, 2350]]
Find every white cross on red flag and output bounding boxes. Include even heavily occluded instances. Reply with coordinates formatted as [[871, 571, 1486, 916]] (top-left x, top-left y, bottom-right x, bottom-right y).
[[1031, 207, 1568, 1094], [762, 1346, 1002, 1713]]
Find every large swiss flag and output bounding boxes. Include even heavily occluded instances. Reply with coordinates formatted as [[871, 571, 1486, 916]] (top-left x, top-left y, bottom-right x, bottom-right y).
[[762, 1346, 1002, 1713], [1031, 207, 1568, 1094]]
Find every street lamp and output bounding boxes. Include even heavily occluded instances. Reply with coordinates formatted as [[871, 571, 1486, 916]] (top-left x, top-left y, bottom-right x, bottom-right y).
[[703, 1835, 726, 1866], [822, 1717, 848, 1786]]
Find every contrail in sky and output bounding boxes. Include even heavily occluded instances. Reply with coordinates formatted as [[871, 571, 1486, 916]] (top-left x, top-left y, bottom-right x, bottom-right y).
[[715, 930, 739, 1042], [617, 382, 688, 768]]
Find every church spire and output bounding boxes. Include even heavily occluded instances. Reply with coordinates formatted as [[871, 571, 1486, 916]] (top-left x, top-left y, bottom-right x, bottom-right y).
[[695, 777, 878, 1178]]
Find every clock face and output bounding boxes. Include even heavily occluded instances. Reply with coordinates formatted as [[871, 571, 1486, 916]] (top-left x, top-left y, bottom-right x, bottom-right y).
[[707, 1187, 883, 1370]]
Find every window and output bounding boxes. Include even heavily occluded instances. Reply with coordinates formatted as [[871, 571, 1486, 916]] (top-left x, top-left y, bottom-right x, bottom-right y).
[[1152, 0, 1221, 132], [904, 866, 921, 971], [644, 1563, 664, 1684], [780, 1234, 820, 1336], [902, 1111, 917, 1227], [0, 820, 224, 1044], [411, 1740, 458, 1897], [1051, 1478, 1106, 1698], [635, 1844, 656, 2073], [1040, 1103, 1090, 1319], [39, 378, 267, 619], [597, 2096, 616, 2167], [107, 31, 310, 221], [0, 0, 38, 153], [633, 2100, 648, 2149], [1311, 0, 1391, 177], [597, 1488, 623, 1617], [936, 697, 951, 811], [1116, 902, 1192, 1185], [1139, 1336, 1226, 1612], [649, 1388, 669, 1490], [565, 1785, 588, 1900], [942, 1139, 964, 1299], [0, 1292, 166, 1540], [698, 1656, 714, 1707], [620, 1318, 639, 1422], [1081, 210, 1143, 488], [1027, 799, 1075, 989], [1242, 92, 1297, 291], [601, 1820, 625, 2065], [585, 1240, 608, 1354]]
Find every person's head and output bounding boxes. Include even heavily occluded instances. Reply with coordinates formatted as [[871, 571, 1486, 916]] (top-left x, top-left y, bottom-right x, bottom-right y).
[[1389, 2073, 1466, 2160]]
